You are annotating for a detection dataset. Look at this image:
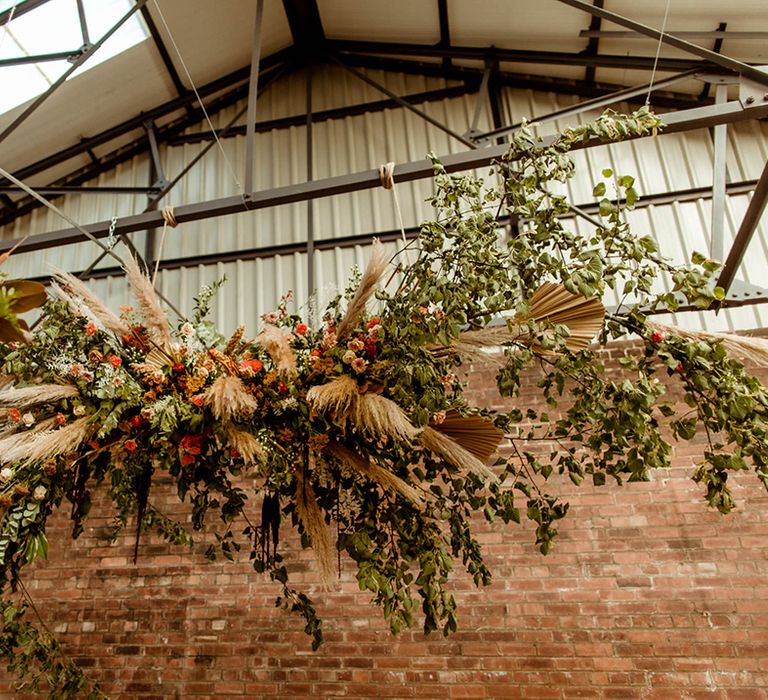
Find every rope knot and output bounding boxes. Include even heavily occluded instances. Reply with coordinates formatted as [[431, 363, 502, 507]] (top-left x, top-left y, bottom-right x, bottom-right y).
[[378, 162, 395, 190], [161, 206, 178, 228]]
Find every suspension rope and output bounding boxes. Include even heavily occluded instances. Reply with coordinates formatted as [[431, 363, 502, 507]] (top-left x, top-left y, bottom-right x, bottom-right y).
[[645, 0, 673, 107], [151, 0, 243, 194], [151, 205, 177, 285], [378, 161, 411, 264]]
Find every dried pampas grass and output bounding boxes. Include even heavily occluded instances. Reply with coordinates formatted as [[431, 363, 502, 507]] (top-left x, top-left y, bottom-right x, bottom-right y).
[[294, 461, 335, 587], [123, 254, 174, 351], [1, 417, 91, 465], [257, 324, 297, 378], [0, 384, 78, 408], [205, 376, 258, 420], [225, 424, 266, 465], [648, 321, 768, 367], [306, 375, 359, 417], [352, 393, 419, 442], [307, 376, 418, 442], [336, 239, 388, 340], [420, 426, 497, 483], [326, 442, 424, 506], [52, 270, 130, 337]]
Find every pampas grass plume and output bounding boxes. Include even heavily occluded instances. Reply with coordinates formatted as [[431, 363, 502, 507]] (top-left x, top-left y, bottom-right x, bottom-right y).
[[257, 324, 297, 378], [294, 462, 335, 588], [52, 270, 130, 337], [205, 376, 258, 420], [123, 254, 174, 351], [336, 239, 388, 340], [0, 384, 78, 408]]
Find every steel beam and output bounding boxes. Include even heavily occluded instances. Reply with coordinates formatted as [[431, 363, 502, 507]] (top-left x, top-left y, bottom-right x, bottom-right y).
[[0, 63, 291, 228], [583, 0, 604, 85], [437, 0, 451, 70], [711, 84, 729, 262], [0, 0, 54, 27], [244, 0, 265, 196], [0, 185, 158, 195], [4, 99, 768, 256], [716, 158, 768, 296], [170, 84, 476, 145], [139, 3, 186, 98], [330, 53, 477, 148], [75, 0, 90, 48], [0, 50, 82, 67], [1, 47, 294, 187], [306, 65, 315, 297], [555, 0, 768, 88], [328, 38, 707, 72], [0, 0, 148, 145], [282, 0, 325, 56], [580, 30, 768, 40], [475, 69, 700, 143]]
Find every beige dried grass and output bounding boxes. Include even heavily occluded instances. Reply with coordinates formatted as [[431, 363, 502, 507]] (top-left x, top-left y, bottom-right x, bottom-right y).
[[123, 254, 174, 350], [0, 384, 78, 408], [205, 376, 258, 420], [308, 376, 418, 442], [326, 442, 424, 505], [2, 417, 91, 466], [420, 426, 497, 483], [225, 424, 266, 465], [353, 393, 419, 442], [649, 321, 768, 367], [257, 324, 297, 378], [306, 375, 359, 416], [294, 461, 335, 587], [336, 239, 388, 340], [52, 270, 130, 337]]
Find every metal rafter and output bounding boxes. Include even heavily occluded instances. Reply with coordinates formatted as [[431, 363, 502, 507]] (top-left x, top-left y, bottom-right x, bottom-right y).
[[244, 0, 265, 196], [0, 62, 291, 228], [583, 0, 604, 85], [329, 53, 477, 148], [327, 38, 709, 72], [0, 47, 294, 188], [0, 0, 54, 26], [716, 159, 768, 297], [554, 0, 768, 88], [0, 0, 149, 146], [282, 0, 325, 56], [3, 98, 767, 256], [139, 3, 187, 98], [0, 50, 83, 67], [437, 0, 451, 70], [474, 69, 702, 143], [170, 84, 477, 145]]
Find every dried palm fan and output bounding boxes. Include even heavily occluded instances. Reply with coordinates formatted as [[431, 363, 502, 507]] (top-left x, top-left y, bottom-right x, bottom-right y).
[[524, 281, 605, 350], [430, 409, 504, 463], [648, 321, 768, 368], [431, 282, 604, 363], [420, 426, 497, 483]]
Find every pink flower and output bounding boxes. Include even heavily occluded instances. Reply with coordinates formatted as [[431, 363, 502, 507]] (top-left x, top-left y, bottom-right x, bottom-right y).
[[263, 312, 279, 324], [124, 439, 138, 454], [22, 412, 34, 427], [432, 410, 446, 424], [295, 323, 308, 336], [351, 357, 368, 374], [347, 338, 365, 352], [55, 413, 66, 426], [109, 355, 122, 368], [7, 408, 20, 422], [85, 322, 97, 336], [433, 309, 445, 321], [419, 306, 429, 314], [342, 350, 356, 364], [190, 394, 206, 407]]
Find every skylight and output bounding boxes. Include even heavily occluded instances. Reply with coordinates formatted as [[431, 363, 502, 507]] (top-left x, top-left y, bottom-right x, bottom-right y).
[[0, 0, 149, 116]]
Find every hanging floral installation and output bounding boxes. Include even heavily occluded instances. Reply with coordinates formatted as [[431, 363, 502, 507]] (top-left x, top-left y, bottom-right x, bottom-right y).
[[2, 107, 768, 698]]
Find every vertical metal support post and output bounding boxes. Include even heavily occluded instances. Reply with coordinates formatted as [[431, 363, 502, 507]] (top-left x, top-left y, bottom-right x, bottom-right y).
[[244, 0, 265, 196], [711, 83, 728, 262], [466, 64, 491, 139], [306, 65, 315, 299]]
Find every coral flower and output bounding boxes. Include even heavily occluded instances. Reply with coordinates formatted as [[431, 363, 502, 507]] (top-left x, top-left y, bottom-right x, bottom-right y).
[[109, 355, 122, 368], [85, 322, 97, 336], [295, 323, 308, 336], [124, 439, 138, 453]]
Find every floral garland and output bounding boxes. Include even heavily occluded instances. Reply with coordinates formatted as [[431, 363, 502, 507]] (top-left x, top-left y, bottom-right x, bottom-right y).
[[2, 107, 768, 698]]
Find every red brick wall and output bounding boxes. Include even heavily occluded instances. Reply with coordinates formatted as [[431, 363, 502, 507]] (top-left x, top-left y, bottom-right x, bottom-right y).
[[2, 343, 768, 699]]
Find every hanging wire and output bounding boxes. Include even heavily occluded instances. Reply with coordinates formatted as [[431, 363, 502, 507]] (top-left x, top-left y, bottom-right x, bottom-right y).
[[645, 0, 673, 107], [151, 0, 244, 194], [0, 1, 19, 53]]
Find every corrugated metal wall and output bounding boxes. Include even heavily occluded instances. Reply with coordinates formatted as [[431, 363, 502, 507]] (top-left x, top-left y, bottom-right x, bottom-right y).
[[1, 65, 767, 335]]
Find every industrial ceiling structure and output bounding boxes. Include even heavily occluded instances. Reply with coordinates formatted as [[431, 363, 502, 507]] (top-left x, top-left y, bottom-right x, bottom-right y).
[[0, 0, 767, 316]]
